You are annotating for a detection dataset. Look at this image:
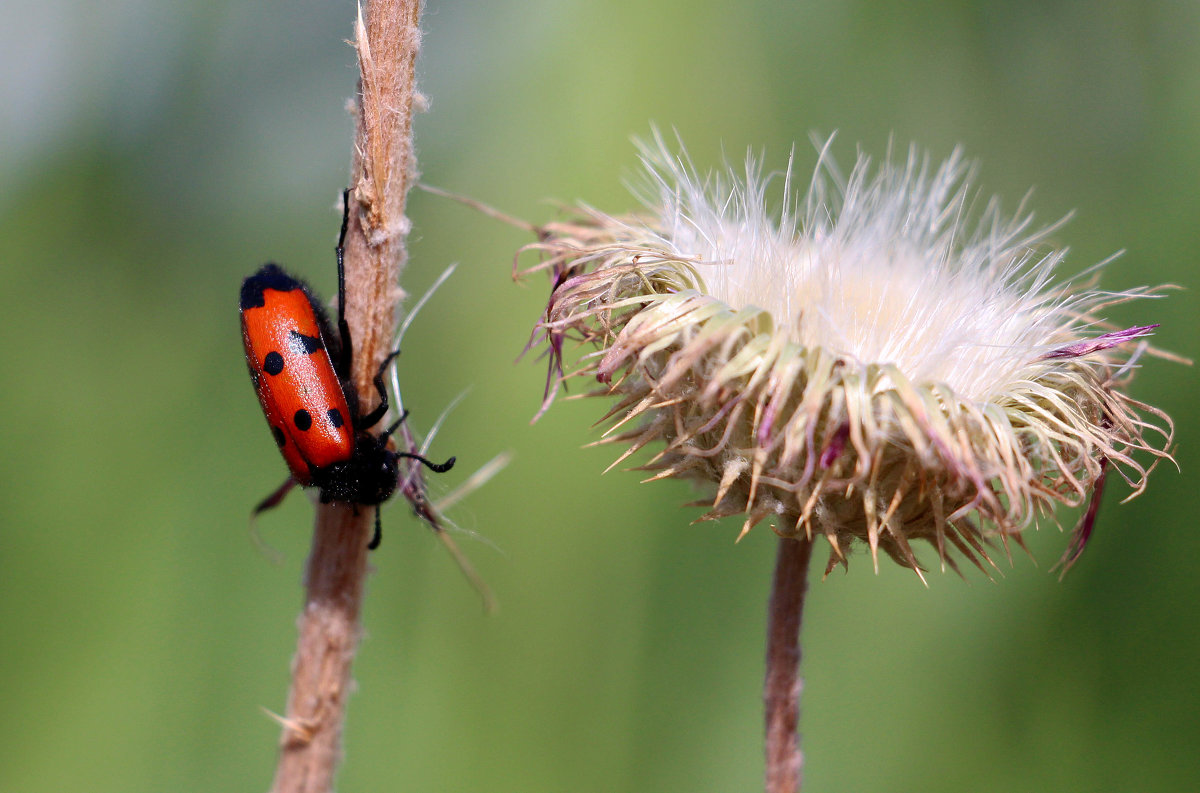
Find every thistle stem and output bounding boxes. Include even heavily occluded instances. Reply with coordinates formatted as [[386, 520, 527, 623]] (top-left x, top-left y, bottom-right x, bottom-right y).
[[764, 534, 814, 793], [269, 503, 371, 793], [269, 0, 423, 790]]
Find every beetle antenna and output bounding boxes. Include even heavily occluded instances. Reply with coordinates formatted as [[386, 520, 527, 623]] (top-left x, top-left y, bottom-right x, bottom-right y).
[[380, 410, 455, 472], [396, 453, 456, 473]]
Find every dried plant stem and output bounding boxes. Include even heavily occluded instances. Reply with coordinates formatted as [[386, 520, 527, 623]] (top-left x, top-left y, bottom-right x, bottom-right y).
[[270, 503, 370, 793], [343, 0, 425, 387], [764, 534, 815, 793], [269, 1, 424, 791]]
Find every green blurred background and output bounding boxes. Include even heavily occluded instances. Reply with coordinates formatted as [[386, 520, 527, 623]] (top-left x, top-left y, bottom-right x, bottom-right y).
[[1, 1, 1197, 791]]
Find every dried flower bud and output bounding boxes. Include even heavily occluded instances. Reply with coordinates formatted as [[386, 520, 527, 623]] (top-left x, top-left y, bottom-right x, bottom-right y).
[[521, 132, 1175, 578]]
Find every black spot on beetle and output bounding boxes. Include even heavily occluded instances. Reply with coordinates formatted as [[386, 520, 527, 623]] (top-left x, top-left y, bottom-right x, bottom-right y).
[[294, 409, 312, 431], [272, 425, 286, 447], [263, 351, 285, 376], [288, 330, 323, 355], [328, 408, 344, 428]]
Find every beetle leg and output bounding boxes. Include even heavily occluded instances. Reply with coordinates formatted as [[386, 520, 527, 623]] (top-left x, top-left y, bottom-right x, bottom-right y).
[[335, 188, 354, 381], [368, 506, 383, 551], [356, 350, 401, 429], [253, 476, 297, 515]]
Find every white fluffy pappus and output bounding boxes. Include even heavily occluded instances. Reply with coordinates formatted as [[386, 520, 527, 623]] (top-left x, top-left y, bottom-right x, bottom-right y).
[[636, 134, 1150, 403]]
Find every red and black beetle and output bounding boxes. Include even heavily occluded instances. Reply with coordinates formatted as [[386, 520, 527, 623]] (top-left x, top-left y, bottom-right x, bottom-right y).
[[240, 192, 453, 548]]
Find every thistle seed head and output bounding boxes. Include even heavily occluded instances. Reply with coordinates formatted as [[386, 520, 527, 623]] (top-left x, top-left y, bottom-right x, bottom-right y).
[[521, 133, 1175, 578]]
